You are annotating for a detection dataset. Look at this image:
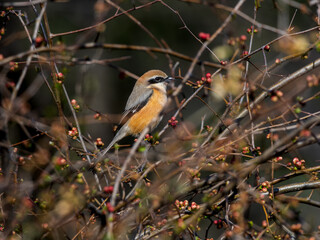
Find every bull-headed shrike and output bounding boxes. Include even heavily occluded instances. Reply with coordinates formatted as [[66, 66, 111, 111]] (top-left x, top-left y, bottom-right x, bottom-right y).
[[100, 70, 174, 156]]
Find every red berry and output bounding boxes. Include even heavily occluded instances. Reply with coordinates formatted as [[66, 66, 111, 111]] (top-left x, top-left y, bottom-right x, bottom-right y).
[[264, 45, 270, 51], [270, 95, 278, 102], [55, 72, 65, 82], [35, 36, 44, 47], [168, 116, 178, 128], [242, 50, 249, 56], [240, 35, 247, 41], [106, 202, 114, 212], [56, 157, 67, 166], [71, 99, 77, 106], [94, 113, 101, 120], [220, 60, 227, 66], [293, 157, 299, 165], [103, 186, 114, 193], [199, 32, 210, 41]]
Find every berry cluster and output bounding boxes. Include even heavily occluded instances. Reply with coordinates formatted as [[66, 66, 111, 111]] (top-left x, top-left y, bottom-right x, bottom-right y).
[[247, 25, 258, 34], [206, 125, 213, 132], [68, 127, 79, 139], [168, 117, 178, 128], [213, 219, 223, 229], [71, 99, 80, 111], [242, 146, 261, 156], [227, 35, 247, 46], [174, 200, 200, 211], [270, 90, 283, 102], [194, 72, 213, 88], [144, 133, 153, 142], [94, 113, 101, 120], [6, 81, 15, 90], [273, 156, 283, 162], [55, 72, 64, 83], [55, 157, 67, 166], [103, 186, 114, 194], [106, 202, 114, 212], [287, 157, 306, 170], [9, 61, 18, 71], [95, 138, 104, 148], [306, 74, 319, 87], [259, 181, 271, 193]]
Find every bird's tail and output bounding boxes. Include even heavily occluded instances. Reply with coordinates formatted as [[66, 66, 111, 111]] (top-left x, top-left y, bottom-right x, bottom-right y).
[[99, 125, 129, 158]]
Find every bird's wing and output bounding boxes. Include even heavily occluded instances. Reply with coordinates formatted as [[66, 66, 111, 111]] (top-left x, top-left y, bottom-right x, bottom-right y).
[[125, 83, 153, 111], [119, 84, 153, 124]]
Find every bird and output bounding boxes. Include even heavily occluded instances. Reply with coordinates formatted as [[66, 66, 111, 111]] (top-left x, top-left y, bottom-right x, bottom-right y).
[[99, 70, 174, 156]]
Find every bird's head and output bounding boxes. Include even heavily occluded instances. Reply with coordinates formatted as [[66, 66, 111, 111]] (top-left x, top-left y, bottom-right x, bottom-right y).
[[138, 70, 174, 92]]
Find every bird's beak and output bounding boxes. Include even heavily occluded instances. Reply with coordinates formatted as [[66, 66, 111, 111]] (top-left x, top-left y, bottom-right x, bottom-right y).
[[165, 76, 175, 83]]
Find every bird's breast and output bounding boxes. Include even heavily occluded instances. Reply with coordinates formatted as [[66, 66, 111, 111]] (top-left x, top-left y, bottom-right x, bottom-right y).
[[127, 89, 167, 135]]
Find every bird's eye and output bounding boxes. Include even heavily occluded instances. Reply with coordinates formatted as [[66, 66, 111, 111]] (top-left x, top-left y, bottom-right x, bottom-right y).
[[148, 76, 164, 84]]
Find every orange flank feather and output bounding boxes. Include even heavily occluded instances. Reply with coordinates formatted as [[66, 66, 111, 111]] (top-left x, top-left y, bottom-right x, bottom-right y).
[[127, 89, 167, 135]]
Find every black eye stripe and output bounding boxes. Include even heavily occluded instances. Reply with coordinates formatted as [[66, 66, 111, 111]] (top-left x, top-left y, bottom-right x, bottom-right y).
[[148, 76, 165, 84]]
